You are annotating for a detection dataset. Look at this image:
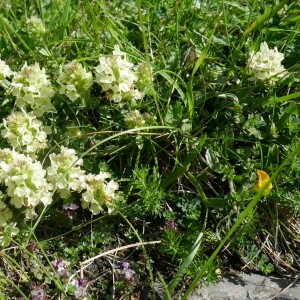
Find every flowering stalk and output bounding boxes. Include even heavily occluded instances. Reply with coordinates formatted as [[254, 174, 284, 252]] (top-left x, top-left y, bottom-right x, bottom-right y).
[[124, 110, 146, 128], [27, 16, 46, 41], [11, 62, 55, 116], [248, 41, 287, 84], [0, 149, 52, 211], [94, 45, 142, 104], [57, 60, 93, 101], [47, 146, 86, 198], [81, 172, 122, 215], [1, 110, 49, 157], [0, 58, 14, 85]]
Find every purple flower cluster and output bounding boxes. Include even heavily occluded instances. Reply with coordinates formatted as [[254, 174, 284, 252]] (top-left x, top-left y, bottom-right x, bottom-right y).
[[27, 241, 39, 252], [121, 261, 136, 283], [62, 203, 79, 219], [52, 258, 71, 278], [69, 277, 88, 299], [30, 282, 47, 300], [165, 219, 178, 230], [52, 258, 90, 298]]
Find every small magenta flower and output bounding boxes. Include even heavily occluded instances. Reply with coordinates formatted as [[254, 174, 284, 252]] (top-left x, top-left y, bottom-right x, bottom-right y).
[[30, 282, 47, 300], [252, 170, 273, 196], [52, 258, 71, 278], [62, 203, 79, 219], [121, 261, 136, 283], [166, 220, 178, 230], [68, 277, 88, 299], [27, 241, 40, 252]]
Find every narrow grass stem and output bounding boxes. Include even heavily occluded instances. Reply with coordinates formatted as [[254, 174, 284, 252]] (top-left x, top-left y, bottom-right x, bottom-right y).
[[165, 208, 208, 299]]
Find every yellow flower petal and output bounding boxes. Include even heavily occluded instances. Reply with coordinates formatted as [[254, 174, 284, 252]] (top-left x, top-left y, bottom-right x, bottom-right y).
[[252, 170, 273, 195]]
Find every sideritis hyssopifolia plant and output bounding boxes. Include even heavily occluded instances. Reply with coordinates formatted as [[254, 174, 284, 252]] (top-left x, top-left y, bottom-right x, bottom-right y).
[[11, 62, 55, 117], [248, 41, 287, 84], [56, 60, 93, 102], [0, 58, 14, 85], [94, 45, 142, 105], [1, 110, 49, 157]]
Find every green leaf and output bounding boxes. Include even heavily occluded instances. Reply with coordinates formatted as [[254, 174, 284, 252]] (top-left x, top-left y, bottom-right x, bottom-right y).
[[164, 103, 183, 127], [187, 24, 217, 119], [203, 197, 229, 209]]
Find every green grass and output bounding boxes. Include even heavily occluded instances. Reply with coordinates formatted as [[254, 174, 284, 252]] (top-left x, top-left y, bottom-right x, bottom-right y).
[[0, 0, 300, 299]]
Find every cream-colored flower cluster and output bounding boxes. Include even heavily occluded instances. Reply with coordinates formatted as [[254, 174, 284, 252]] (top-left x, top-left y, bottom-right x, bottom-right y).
[[0, 60, 53, 162], [125, 110, 146, 128], [0, 193, 17, 246], [0, 143, 122, 246], [0, 43, 154, 246], [0, 149, 52, 216], [1, 111, 48, 156], [46, 146, 122, 214], [27, 16, 46, 40], [0, 198, 13, 228], [135, 63, 153, 95], [81, 172, 121, 215], [0, 220, 19, 247], [0, 59, 14, 85], [56, 60, 93, 101], [47, 146, 86, 199], [1, 44, 151, 115], [248, 42, 286, 84], [11, 62, 55, 116], [94, 45, 142, 104]]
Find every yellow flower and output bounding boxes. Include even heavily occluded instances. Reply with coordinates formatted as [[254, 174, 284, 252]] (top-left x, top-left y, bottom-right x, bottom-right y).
[[252, 170, 273, 195]]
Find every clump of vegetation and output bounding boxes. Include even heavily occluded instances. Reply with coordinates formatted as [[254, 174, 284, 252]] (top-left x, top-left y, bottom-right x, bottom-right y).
[[0, 0, 300, 299]]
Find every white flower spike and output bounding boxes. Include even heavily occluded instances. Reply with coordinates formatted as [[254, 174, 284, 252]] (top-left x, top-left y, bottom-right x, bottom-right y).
[[248, 41, 287, 84]]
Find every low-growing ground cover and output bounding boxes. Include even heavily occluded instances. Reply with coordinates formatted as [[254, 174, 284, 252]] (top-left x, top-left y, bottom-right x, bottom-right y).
[[0, 0, 300, 299]]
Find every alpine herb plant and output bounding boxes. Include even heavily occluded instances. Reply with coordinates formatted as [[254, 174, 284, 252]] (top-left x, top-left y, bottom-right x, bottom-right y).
[[248, 41, 287, 84], [0, 1, 300, 299]]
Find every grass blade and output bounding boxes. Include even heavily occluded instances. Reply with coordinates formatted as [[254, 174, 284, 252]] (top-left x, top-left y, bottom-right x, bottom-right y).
[[263, 91, 300, 105], [155, 70, 186, 101], [160, 135, 206, 190], [187, 24, 217, 119], [165, 209, 208, 299], [244, 0, 292, 36], [59, 0, 72, 39]]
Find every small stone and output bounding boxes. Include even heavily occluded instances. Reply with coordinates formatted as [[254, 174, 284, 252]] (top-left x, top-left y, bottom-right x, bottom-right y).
[[188, 273, 300, 300]]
